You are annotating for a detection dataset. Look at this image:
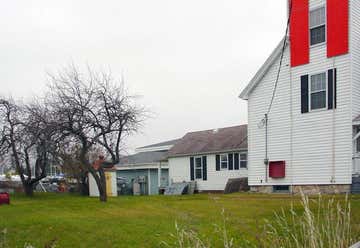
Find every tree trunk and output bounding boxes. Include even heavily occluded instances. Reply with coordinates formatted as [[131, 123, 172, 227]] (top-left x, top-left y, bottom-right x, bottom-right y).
[[89, 168, 107, 202], [77, 173, 89, 195], [79, 180, 89, 196], [23, 183, 34, 197], [98, 168, 107, 202]]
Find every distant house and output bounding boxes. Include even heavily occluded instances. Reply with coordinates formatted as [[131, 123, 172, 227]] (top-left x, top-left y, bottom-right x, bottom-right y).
[[116, 139, 179, 195], [167, 125, 248, 192]]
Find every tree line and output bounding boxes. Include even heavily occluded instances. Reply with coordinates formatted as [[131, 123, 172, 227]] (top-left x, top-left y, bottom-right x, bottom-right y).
[[0, 65, 146, 202]]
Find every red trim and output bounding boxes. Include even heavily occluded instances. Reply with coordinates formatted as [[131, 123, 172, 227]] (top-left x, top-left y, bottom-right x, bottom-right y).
[[327, 0, 349, 57], [290, 0, 309, 67], [269, 161, 286, 178]]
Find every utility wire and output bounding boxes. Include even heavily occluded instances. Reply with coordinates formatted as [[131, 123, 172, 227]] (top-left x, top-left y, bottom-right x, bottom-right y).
[[266, 1, 293, 115]]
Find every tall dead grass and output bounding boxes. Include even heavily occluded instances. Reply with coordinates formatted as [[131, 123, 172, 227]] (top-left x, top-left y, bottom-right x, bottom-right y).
[[163, 191, 358, 248], [263, 191, 354, 248]]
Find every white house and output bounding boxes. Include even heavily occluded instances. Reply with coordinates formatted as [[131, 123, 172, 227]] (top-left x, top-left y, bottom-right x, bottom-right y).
[[239, 0, 360, 193], [167, 125, 248, 192]]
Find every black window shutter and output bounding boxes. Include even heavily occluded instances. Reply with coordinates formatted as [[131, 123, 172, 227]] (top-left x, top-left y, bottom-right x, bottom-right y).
[[190, 157, 194, 181], [202, 156, 207, 181], [328, 68, 337, 109], [328, 69, 335, 109], [301, 75, 309, 113], [228, 153, 233, 170], [234, 153, 239, 170], [216, 155, 220, 171]]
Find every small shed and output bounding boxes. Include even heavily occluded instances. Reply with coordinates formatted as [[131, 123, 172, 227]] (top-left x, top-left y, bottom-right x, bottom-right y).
[[88, 156, 117, 197], [88, 169, 117, 197], [116, 139, 178, 195]]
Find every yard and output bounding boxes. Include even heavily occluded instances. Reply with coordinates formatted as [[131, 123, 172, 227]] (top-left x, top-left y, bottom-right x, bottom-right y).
[[0, 193, 360, 247]]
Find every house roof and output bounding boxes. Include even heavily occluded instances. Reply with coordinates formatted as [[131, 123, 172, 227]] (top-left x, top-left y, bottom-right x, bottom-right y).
[[137, 139, 180, 150], [167, 125, 247, 157], [117, 151, 168, 166], [239, 37, 288, 100]]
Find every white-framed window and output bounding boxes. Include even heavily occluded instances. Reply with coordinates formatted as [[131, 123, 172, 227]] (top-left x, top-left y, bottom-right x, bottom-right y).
[[220, 154, 228, 170], [310, 72, 327, 110], [310, 6, 326, 46], [240, 153, 247, 168], [195, 157, 202, 179]]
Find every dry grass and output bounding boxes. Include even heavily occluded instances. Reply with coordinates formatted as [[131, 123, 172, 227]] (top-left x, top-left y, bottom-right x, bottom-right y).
[[161, 209, 238, 248], [263, 191, 355, 248], [163, 191, 359, 248]]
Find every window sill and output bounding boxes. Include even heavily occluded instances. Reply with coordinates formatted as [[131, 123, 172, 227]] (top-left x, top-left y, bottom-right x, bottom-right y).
[[310, 42, 326, 49], [303, 107, 335, 114]]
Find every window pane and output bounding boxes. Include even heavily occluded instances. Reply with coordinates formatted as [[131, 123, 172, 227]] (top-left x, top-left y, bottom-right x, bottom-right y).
[[240, 153, 247, 168], [220, 154, 228, 169], [310, 25, 326, 45], [195, 168, 202, 179], [240, 161, 247, 168], [195, 157, 202, 168], [240, 153, 247, 161], [311, 73, 326, 92], [311, 91, 326, 109], [310, 7, 325, 28]]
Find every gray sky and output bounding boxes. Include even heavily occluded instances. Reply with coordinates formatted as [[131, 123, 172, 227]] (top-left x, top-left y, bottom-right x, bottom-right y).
[[0, 0, 286, 153]]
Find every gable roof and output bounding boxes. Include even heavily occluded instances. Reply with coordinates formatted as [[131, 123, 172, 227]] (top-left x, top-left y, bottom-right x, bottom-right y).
[[118, 151, 168, 166], [167, 125, 247, 157], [239, 37, 288, 100]]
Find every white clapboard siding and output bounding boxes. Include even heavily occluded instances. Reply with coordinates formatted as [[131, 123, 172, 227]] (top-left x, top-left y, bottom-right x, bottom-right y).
[[247, 0, 354, 186], [168, 154, 248, 191], [351, 0, 360, 120]]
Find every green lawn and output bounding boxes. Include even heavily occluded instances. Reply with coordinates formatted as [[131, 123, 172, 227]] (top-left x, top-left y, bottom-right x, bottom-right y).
[[0, 193, 360, 247]]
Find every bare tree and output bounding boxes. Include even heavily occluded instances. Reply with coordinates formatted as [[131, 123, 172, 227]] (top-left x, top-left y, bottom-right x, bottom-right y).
[[47, 65, 145, 202], [0, 98, 58, 196]]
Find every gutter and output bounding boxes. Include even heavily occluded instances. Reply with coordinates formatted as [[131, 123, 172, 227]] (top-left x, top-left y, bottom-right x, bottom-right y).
[[167, 148, 247, 159]]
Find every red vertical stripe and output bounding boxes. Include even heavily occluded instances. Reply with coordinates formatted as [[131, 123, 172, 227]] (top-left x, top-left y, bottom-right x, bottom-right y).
[[327, 0, 349, 57], [290, 0, 309, 67]]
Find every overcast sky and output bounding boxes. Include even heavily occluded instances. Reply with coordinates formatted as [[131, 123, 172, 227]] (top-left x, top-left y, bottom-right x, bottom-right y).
[[0, 0, 286, 153]]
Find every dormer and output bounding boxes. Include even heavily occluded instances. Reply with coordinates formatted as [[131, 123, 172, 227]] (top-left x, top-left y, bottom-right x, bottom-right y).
[[289, 0, 349, 67]]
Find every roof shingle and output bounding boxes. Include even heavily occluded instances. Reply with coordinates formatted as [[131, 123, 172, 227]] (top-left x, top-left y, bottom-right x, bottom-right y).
[[167, 125, 247, 157]]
